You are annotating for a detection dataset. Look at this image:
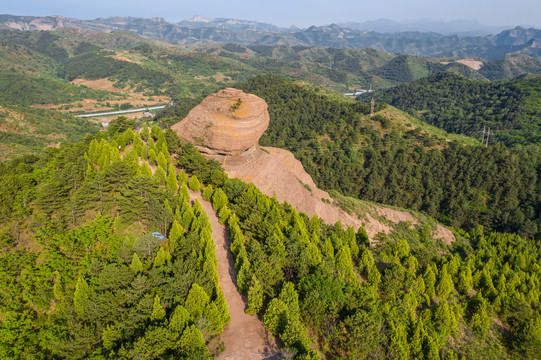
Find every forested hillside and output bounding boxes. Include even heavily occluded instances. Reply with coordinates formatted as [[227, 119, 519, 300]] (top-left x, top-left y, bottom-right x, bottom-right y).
[[370, 72, 541, 146], [0, 123, 231, 359], [233, 75, 540, 238], [2, 124, 540, 359]]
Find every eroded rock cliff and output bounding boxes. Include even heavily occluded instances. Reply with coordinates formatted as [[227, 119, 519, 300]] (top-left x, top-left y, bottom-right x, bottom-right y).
[[172, 88, 454, 243]]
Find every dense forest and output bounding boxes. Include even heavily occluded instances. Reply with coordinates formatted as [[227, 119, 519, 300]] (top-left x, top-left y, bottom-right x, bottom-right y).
[[2, 124, 540, 359], [234, 75, 541, 238], [0, 123, 230, 359], [369, 72, 541, 146]]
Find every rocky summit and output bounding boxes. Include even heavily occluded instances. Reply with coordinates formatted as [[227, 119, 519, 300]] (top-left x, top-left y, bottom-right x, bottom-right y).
[[171, 88, 269, 157]]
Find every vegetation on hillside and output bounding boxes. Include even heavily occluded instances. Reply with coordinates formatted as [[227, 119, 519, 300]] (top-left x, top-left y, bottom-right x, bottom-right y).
[[234, 75, 540, 238], [369, 72, 541, 146], [2, 125, 540, 359], [0, 126, 230, 359]]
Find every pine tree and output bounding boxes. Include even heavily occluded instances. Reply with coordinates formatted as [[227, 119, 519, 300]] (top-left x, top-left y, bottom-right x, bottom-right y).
[[236, 261, 251, 294], [247, 276, 264, 315], [458, 264, 473, 294], [214, 291, 231, 327], [157, 152, 168, 170], [178, 169, 188, 184], [130, 252, 143, 273], [180, 325, 209, 359], [211, 188, 228, 211], [169, 305, 191, 335], [140, 162, 153, 178], [53, 271, 63, 300], [154, 165, 166, 185], [424, 267, 437, 300], [345, 226, 359, 258], [181, 206, 195, 229], [150, 295, 166, 321], [436, 268, 453, 300], [148, 148, 157, 166], [188, 175, 201, 192], [367, 264, 382, 288], [423, 335, 441, 360], [434, 299, 452, 336], [445, 350, 458, 360], [168, 220, 184, 255], [359, 249, 375, 273], [410, 320, 425, 358], [185, 283, 210, 319], [102, 324, 120, 350], [74, 276, 90, 318], [218, 206, 231, 224], [356, 225, 370, 246], [389, 320, 410, 360], [166, 169, 178, 194], [140, 124, 150, 141], [264, 298, 289, 334], [202, 185, 214, 201], [279, 282, 300, 319], [154, 247, 167, 268]]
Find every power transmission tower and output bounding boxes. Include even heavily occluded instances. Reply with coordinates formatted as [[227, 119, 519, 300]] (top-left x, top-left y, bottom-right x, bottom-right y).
[[480, 126, 491, 147], [371, 98, 375, 117], [481, 126, 486, 144]]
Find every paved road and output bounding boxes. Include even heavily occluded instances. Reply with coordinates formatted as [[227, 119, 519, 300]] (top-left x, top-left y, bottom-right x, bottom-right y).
[[73, 105, 167, 118]]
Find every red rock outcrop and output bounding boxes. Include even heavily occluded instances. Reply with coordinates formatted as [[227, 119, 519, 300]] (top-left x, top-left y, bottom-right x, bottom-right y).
[[172, 88, 455, 244], [171, 88, 269, 156]]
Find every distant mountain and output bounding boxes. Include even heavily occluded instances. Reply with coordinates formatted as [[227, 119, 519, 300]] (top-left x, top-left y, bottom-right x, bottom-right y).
[[336, 19, 512, 36], [0, 14, 540, 60], [178, 15, 293, 33]]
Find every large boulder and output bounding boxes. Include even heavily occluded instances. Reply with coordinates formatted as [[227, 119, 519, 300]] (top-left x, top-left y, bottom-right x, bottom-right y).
[[171, 88, 269, 156]]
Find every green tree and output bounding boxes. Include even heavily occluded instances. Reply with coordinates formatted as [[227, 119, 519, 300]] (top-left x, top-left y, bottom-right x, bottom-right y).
[[436, 268, 453, 300], [130, 252, 143, 273], [185, 283, 210, 319], [154, 165, 166, 185], [73, 276, 90, 318], [157, 152, 167, 170], [102, 324, 120, 350], [188, 175, 201, 192], [170, 305, 191, 335], [247, 276, 264, 315], [264, 298, 289, 334], [151, 295, 166, 321], [180, 325, 209, 359], [153, 247, 167, 268]]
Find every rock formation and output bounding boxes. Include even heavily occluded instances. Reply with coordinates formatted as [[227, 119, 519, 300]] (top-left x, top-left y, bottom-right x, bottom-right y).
[[171, 88, 269, 157], [172, 88, 454, 243]]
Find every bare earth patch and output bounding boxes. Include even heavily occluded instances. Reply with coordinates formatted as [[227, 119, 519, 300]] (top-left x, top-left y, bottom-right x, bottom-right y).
[[70, 78, 123, 92], [190, 190, 280, 359], [455, 59, 484, 70]]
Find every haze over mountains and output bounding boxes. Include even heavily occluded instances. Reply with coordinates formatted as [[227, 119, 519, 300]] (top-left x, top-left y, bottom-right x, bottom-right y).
[[1, 14, 541, 59]]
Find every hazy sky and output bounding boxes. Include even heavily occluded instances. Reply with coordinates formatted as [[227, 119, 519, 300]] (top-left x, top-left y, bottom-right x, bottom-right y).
[[2, 0, 540, 28]]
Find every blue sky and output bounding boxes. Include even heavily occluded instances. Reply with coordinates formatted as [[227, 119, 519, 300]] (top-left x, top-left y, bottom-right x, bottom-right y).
[[2, 0, 540, 28]]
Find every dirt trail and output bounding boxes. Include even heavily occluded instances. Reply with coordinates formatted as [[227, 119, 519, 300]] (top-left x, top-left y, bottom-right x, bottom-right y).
[[189, 190, 279, 359]]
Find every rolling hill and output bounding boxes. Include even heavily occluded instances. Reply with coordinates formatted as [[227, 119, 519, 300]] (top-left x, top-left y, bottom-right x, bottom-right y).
[[369, 72, 541, 146]]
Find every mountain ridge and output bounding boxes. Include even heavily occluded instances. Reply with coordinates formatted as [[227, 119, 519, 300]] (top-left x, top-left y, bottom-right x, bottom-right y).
[[1, 14, 541, 59]]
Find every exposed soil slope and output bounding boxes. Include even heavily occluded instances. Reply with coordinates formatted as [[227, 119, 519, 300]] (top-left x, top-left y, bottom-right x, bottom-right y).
[[190, 190, 279, 359]]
